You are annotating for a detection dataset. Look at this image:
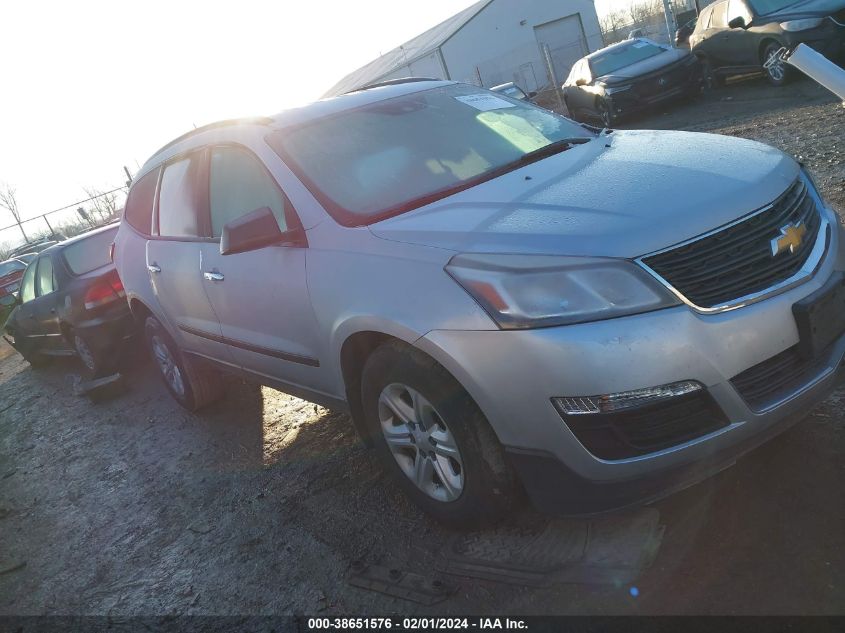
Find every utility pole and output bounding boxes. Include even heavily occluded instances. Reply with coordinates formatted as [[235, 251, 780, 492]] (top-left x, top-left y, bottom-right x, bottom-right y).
[[661, 0, 678, 45]]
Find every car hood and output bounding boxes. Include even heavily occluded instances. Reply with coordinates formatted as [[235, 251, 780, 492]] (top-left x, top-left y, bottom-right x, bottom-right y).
[[598, 48, 691, 84], [369, 130, 799, 259], [761, 0, 845, 19]]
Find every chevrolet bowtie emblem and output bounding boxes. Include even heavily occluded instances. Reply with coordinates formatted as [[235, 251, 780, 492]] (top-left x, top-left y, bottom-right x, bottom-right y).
[[770, 222, 807, 256]]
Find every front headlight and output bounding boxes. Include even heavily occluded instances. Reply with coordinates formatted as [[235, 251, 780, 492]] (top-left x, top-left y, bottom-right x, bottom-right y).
[[780, 18, 824, 31], [446, 254, 680, 329]]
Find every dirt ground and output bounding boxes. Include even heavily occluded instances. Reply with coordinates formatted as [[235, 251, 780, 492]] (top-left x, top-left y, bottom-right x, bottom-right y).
[[1, 75, 844, 616]]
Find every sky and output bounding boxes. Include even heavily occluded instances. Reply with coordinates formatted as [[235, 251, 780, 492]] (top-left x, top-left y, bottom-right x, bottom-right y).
[[0, 0, 625, 245]]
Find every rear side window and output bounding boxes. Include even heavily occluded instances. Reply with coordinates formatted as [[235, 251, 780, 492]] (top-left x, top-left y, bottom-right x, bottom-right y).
[[124, 168, 159, 235], [20, 263, 36, 303], [209, 146, 289, 237], [36, 256, 56, 296], [158, 154, 204, 238], [62, 227, 118, 275], [710, 2, 728, 28]]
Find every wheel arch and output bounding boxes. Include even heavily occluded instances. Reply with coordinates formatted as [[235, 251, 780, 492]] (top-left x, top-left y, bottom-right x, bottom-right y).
[[337, 321, 508, 451]]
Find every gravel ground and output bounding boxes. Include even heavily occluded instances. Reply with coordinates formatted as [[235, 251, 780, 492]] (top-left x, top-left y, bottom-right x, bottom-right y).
[[1, 76, 844, 616]]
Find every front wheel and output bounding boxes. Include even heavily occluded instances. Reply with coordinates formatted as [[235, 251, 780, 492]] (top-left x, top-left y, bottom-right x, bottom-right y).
[[763, 42, 792, 86], [361, 341, 517, 528], [144, 316, 224, 411]]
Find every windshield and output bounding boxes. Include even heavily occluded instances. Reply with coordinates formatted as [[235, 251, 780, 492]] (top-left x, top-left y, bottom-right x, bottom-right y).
[[267, 84, 591, 225], [0, 260, 26, 277], [746, 0, 800, 14], [589, 40, 665, 77], [61, 227, 117, 275]]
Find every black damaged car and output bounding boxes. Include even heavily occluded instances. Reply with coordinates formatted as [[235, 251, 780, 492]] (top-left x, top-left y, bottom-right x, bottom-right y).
[[562, 38, 703, 126], [690, 0, 845, 86], [3, 224, 134, 376]]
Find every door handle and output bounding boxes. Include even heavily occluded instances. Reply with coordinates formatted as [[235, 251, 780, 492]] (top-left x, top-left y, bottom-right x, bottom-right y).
[[203, 271, 225, 282], [147, 264, 161, 274]]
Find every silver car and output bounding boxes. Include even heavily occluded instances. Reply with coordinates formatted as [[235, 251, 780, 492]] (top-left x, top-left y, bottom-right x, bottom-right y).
[[113, 80, 845, 526]]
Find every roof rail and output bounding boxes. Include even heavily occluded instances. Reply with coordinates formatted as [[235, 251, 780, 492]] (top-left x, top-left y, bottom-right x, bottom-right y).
[[151, 116, 274, 159], [347, 77, 442, 94]]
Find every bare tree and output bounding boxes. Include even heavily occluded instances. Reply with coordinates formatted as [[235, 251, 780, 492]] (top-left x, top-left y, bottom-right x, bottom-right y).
[[0, 182, 27, 242], [82, 186, 122, 224], [600, 9, 630, 41]]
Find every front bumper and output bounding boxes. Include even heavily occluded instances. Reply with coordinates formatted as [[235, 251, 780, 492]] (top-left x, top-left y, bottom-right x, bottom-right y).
[[606, 64, 702, 121], [417, 205, 845, 514]]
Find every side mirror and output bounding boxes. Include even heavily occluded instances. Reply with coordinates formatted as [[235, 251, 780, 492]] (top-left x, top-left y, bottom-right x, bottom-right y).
[[728, 16, 747, 29], [220, 206, 304, 255], [575, 78, 588, 87]]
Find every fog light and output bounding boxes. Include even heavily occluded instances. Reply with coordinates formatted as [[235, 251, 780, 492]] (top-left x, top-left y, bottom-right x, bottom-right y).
[[553, 380, 703, 415]]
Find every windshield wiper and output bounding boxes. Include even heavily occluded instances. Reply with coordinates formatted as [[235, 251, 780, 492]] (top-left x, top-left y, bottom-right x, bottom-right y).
[[511, 137, 592, 167]]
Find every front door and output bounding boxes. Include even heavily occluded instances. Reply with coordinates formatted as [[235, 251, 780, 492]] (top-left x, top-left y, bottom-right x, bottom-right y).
[[199, 145, 330, 395]]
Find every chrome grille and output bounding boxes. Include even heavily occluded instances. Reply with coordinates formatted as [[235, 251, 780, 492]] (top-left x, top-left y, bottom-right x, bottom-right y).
[[641, 180, 821, 309]]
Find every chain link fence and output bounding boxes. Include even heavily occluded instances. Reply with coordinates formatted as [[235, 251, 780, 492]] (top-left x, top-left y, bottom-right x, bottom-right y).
[[0, 188, 126, 260]]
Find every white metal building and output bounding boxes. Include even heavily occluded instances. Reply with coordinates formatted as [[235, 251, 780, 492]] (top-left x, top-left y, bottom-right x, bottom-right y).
[[322, 0, 604, 98]]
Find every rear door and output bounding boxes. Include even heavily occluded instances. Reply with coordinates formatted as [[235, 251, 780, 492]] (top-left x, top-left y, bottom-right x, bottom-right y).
[[146, 150, 235, 367], [705, 2, 735, 67], [31, 254, 64, 350], [724, 0, 757, 66], [198, 145, 331, 394]]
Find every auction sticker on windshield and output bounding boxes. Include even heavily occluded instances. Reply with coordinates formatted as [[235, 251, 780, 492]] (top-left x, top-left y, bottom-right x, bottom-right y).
[[455, 94, 516, 111]]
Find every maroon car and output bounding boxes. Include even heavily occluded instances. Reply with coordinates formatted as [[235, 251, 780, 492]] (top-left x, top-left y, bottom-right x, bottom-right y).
[[0, 258, 27, 308]]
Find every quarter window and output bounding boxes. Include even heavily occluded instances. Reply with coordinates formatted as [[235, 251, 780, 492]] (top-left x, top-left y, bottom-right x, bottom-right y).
[[710, 1, 728, 28], [124, 167, 159, 235], [158, 154, 204, 238], [209, 146, 289, 237], [36, 256, 56, 296], [19, 262, 36, 303]]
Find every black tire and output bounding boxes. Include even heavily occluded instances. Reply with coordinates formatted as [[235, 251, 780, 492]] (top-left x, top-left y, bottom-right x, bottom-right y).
[[144, 316, 224, 411], [361, 340, 517, 528], [762, 42, 792, 86], [72, 331, 114, 378]]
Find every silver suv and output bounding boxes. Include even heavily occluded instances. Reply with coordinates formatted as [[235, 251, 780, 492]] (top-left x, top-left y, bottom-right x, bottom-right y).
[[114, 80, 845, 526]]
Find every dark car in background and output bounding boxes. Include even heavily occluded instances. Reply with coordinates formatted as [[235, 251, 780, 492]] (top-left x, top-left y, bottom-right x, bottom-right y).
[[0, 258, 27, 308], [490, 81, 537, 102], [9, 239, 62, 259], [563, 38, 702, 126], [690, 0, 845, 86], [3, 224, 134, 375]]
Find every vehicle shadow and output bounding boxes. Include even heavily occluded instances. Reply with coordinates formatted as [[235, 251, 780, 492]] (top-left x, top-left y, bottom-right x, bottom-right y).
[[2, 343, 842, 615]]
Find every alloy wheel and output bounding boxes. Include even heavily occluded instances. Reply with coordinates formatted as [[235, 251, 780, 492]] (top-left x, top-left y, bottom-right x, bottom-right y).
[[765, 46, 785, 83], [151, 334, 185, 397], [378, 383, 464, 502]]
